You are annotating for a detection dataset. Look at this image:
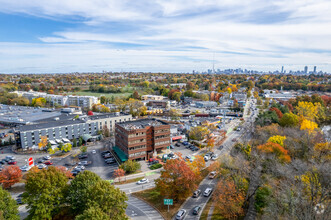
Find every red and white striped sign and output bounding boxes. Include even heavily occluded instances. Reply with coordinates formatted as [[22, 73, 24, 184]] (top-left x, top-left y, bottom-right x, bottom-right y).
[[28, 157, 33, 166]]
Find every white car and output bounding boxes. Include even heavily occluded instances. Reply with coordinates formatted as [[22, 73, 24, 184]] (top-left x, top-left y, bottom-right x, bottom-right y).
[[211, 154, 218, 161], [78, 161, 89, 166], [20, 165, 31, 172], [38, 164, 47, 169], [204, 187, 213, 197], [74, 165, 85, 170], [91, 150, 96, 154], [43, 156, 51, 160], [137, 178, 149, 185]]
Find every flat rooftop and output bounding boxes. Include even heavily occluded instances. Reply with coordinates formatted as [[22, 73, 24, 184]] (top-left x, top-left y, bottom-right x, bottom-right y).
[[117, 119, 167, 131]]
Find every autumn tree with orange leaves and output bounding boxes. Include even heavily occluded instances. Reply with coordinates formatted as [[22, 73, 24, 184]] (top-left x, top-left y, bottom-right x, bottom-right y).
[[0, 165, 22, 189], [188, 155, 205, 177], [269, 107, 283, 119], [257, 142, 291, 163], [214, 178, 246, 219], [155, 158, 198, 201], [113, 168, 125, 183]]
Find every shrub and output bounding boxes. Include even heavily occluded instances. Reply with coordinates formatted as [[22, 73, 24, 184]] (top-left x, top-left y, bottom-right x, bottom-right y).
[[150, 163, 162, 170]]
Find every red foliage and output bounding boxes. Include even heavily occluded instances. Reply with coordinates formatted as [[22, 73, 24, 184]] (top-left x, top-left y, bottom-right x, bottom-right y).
[[321, 95, 331, 106], [270, 107, 283, 119], [0, 165, 23, 189], [113, 168, 125, 182], [87, 111, 94, 116]]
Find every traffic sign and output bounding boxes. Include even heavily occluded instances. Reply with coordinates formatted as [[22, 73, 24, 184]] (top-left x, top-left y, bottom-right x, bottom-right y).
[[164, 199, 173, 205], [28, 157, 33, 166]]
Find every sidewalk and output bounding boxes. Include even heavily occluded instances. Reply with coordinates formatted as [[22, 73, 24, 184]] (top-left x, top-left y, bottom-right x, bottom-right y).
[[113, 168, 162, 183]]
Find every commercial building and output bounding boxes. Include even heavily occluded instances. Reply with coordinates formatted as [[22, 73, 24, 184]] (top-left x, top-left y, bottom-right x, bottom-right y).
[[115, 119, 170, 161], [141, 95, 165, 101], [195, 101, 218, 108], [11, 91, 99, 108], [15, 113, 132, 149]]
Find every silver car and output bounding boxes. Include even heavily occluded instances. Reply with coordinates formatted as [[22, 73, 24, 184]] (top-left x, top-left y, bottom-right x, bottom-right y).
[[175, 209, 187, 220]]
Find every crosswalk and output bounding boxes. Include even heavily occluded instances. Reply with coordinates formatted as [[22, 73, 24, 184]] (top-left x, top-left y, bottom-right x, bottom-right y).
[[127, 196, 164, 220]]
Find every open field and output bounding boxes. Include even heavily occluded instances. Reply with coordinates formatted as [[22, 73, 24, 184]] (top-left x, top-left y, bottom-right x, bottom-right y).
[[66, 91, 132, 98]]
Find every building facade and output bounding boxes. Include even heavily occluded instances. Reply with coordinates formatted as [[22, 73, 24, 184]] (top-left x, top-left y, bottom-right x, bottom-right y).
[[115, 119, 170, 160], [15, 113, 132, 149]]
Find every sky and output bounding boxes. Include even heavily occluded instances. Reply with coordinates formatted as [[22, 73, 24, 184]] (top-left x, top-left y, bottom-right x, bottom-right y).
[[0, 0, 331, 73]]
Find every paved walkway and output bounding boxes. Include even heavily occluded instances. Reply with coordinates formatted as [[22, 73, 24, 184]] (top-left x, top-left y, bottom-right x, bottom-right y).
[[207, 203, 215, 220]]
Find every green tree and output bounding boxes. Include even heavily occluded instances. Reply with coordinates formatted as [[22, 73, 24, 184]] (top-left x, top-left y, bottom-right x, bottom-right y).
[[255, 185, 272, 214], [78, 137, 83, 146], [0, 186, 19, 220], [75, 206, 109, 220], [80, 145, 87, 153], [73, 138, 77, 148], [66, 171, 102, 215], [279, 113, 299, 127], [119, 160, 141, 174], [24, 166, 69, 220]]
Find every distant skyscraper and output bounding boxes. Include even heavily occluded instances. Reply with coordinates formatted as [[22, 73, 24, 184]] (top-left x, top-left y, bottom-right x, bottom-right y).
[[304, 66, 308, 73], [313, 66, 317, 73], [281, 66, 284, 73]]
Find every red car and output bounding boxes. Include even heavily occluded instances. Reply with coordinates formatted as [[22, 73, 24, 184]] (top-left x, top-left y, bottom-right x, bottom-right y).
[[44, 161, 53, 165], [8, 160, 17, 165]]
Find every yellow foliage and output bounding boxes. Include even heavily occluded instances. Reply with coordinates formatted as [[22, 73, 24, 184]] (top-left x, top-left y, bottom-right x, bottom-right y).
[[267, 135, 286, 146], [300, 119, 318, 134], [38, 136, 48, 149], [296, 101, 319, 121], [314, 142, 331, 161], [301, 171, 322, 201]]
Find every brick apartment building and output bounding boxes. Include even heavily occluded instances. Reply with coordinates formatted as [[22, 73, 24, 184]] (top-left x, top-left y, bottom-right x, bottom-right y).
[[115, 119, 170, 161]]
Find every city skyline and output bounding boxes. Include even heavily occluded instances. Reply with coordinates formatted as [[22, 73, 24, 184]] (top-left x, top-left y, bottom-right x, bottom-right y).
[[0, 0, 331, 73]]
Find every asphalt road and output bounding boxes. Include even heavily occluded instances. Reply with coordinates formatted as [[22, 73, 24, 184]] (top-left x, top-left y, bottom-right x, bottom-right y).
[[127, 196, 164, 220]]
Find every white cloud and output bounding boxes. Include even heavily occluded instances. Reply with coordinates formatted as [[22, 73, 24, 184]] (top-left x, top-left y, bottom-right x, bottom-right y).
[[0, 0, 330, 72]]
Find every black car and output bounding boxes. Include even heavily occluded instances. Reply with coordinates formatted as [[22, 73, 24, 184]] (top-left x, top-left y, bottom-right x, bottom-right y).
[[16, 198, 24, 205], [192, 147, 199, 151], [193, 189, 201, 198], [219, 145, 224, 150], [78, 153, 88, 159], [37, 159, 46, 164], [101, 150, 111, 156], [192, 206, 201, 215], [175, 143, 181, 147], [0, 159, 6, 165]]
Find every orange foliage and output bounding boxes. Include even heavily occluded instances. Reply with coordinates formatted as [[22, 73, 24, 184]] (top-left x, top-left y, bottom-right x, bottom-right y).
[[214, 178, 245, 219], [0, 165, 23, 189], [270, 107, 283, 118], [257, 142, 291, 163], [113, 168, 125, 182]]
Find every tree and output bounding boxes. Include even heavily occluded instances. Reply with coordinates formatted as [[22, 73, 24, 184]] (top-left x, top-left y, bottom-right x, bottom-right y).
[[78, 137, 83, 146], [103, 125, 110, 137], [257, 142, 291, 163], [38, 136, 48, 149], [279, 113, 299, 127], [213, 178, 245, 219], [24, 166, 68, 220], [119, 160, 141, 174], [267, 135, 286, 146], [132, 91, 140, 99], [80, 145, 87, 153], [75, 206, 109, 220], [72, 138, 77, 148], [0, 166, 22, 189], [255, 185, 272, 214], [295, 101, 319, 121], [300, 119, 318, 134], [113, 168, 125, 182], [142, 81, 149, 88], [169, 109, 180, 120], [66, 171, 102, 215], [188, 155, 205, 177], [76, 180, 128, 220], [206, 137, 215, 152], [189, 126, 209, 141], [269, 107, 283, 119], [313, 142, 331, 162], [61, 143, 72, 152], [0, 186, 19, 220]]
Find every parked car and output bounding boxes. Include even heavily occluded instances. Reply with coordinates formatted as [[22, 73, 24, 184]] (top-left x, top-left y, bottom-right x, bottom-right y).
[[192, 189, 201, 198], [137, 178, 149, 185], [74, 165, 85, 170], [78, 161, 89, 166], [203, 187, 213, 197], [185, 156, 193, 162], [101, 151, 110, 156], [8, 160, 17, 165], [65, 162, 76, 167], [175, 143, 181, 147], [78, 153, 88, 159], [105, 158, 115, 163], [170, 145, 175, 149], [0, 159, 6, 165], [150, 160, 159, 165], [175, 209, 187, 220], [20, 165, 31, 172], [103, 154, 113, 159], [204, 155, 210, 162], [192, 147, 199, 151], [192, 206, 201, 215], [149, 158, 157, 163], [211, 154, 218, 161], [37, 158, 46, 164], [43, 155, 51, 160], [182, 141, 189, 146], [44, 161, 53, 165], [209, 171, 217, 179], [91, 150, 97, 154], [38, 164, 47, 169], [5, 156, 15, 162], [16, 198, 24, 205]]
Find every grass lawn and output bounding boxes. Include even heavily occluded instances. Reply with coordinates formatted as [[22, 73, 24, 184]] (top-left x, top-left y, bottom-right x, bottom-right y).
[[66, 91, 132, 98], [133, 188, 186, 220]]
